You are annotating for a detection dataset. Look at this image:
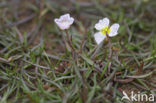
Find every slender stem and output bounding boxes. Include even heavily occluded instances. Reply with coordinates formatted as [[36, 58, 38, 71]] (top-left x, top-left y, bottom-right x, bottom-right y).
[[65, 30, 74, 52], [105, 33, 113, 74], [64, 30, 76, 60], [106, 33, 112, 59], [62, 34, 69, 51], [79, 29, 87, 53]]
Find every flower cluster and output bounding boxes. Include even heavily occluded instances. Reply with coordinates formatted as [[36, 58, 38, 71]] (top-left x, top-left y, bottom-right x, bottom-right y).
[[54, 13, 120, 45]]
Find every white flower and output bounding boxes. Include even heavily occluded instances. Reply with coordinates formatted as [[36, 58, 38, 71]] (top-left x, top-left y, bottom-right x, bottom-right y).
[[54, 14, 74, 30], [94, 18, 120, 44]]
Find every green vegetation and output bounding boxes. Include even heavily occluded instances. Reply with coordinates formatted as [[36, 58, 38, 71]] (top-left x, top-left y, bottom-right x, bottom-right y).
[[0, 0, 155, 103]]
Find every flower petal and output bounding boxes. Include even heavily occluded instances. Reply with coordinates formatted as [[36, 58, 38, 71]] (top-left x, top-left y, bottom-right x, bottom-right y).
[[54, 13, 74, 30], [94, 32, 106, 45], [58, 23, 70, 30], [69, 17, 74, 25], [108, 23, 120, 37], [54, 18, 59, 23], [95, 18, 109, 30], [60, 14, 70, 20]]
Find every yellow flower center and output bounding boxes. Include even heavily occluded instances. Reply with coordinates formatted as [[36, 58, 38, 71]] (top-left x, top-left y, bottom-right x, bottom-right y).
[[101, 26, 111, 35]]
